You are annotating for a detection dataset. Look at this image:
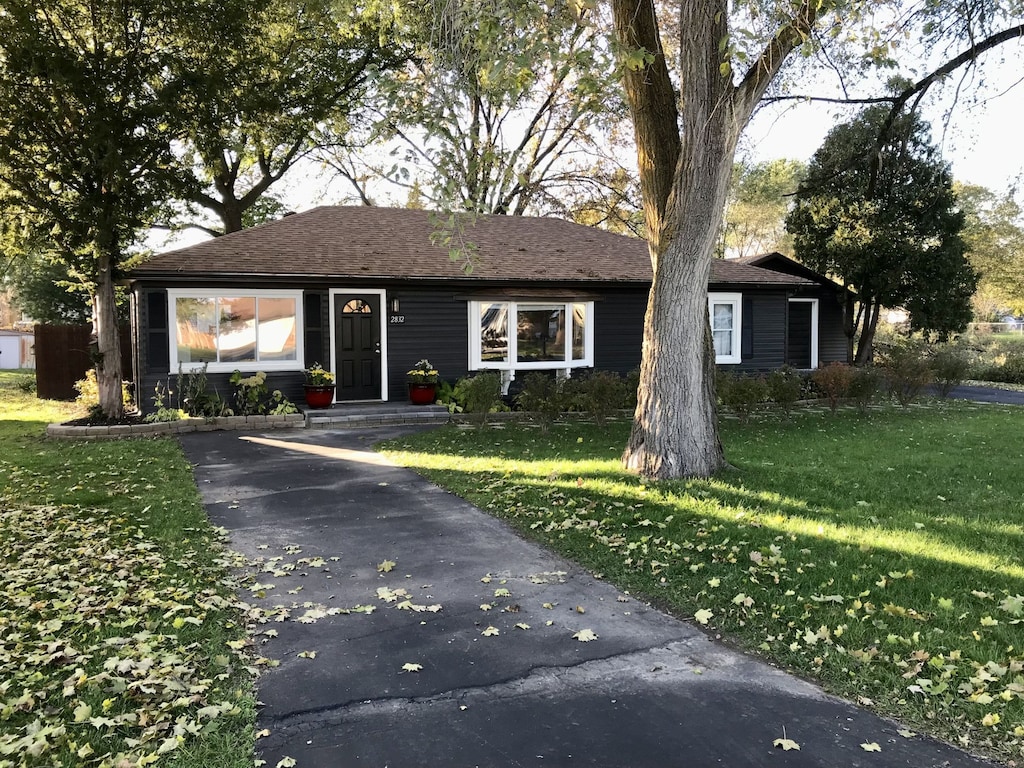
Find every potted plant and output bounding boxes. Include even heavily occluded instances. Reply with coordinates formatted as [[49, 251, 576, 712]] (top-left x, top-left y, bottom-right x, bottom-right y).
[[406, 359, 440, 405], [303, 363, 336, 409]]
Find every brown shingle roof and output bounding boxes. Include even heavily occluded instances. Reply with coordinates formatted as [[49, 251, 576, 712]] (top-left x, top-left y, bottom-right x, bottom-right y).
[[132, 206, 811, 287]]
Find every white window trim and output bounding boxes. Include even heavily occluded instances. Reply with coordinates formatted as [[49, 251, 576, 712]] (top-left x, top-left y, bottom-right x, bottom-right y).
[[167, 288, 305, 373], [328, 288, 389, 402], [467, 300, 595, 373], [788, 298, 819, 369], [708, 292, 742, 365]]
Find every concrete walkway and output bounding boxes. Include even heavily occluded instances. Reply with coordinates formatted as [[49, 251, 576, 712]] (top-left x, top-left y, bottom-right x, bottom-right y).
[[181, 428, 992, 768]]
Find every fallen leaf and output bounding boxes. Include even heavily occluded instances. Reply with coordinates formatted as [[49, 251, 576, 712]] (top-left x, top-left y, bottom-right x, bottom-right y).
[[402, 663, 423, 672], [377, 559, 396, 573], [573, 628, 598, 642], [515, 622, 530, 630], [297, 650, 317, 659], [276, 758, 297, 768], [897, 729, 916, 738], [773, 737, 800, 751], [860, 742, 881, 752], [481, 626, 500, 636], [694, 608, 713, 625]]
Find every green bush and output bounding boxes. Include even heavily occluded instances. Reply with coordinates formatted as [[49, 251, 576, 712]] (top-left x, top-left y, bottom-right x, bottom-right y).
[[624, 368, 641, 410], [177, 363, 229, 417], [454, 372, 503, 427], [971, 353, 1024, 385], [766, 366, 802, 415], [877, 341, 933, 406], [228, 370, 297, 416], [717, 371, 768, 423], [929, 343, 973, 397], [516, 372, 565, 432], [811, 362, 854, 413], [73, 369, 133, 417], [574, 370, 629, 425], [847, 365, 883, 414]]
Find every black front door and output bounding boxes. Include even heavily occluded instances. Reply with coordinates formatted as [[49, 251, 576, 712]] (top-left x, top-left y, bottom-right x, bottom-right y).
[[335, 294, 381, 400], [786, 301, 813, 369]]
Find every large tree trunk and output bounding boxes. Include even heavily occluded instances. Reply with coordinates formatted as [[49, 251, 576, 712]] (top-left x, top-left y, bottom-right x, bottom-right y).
[[614, 0, 816, 479], [93, 247, 123, 419]]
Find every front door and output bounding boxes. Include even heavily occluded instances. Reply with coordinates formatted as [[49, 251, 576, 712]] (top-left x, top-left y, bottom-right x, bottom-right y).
[[786, 301, 813, 369], [334, 294, 381, 400]]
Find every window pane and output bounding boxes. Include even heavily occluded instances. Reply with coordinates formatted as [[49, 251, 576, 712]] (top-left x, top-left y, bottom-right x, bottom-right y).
[[218, 297, 257, 363], [711, 303, 734, 331], [480, 303, 508, 362], [258, 298, 297, 361], [343, 299, 371, 314], [713, 329, 733, 357], [572, 303, 586, 360], [517, 304, 565, 363], [175, 297, 217, 363]]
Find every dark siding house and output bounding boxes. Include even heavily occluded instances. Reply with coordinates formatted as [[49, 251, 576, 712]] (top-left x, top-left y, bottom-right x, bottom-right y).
[[126, 207, 847, 411]]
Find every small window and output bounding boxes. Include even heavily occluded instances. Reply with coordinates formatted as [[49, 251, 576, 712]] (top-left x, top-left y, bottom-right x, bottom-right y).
[[343, 299, 372, 314], [168, 290, 303, 372], [708, 293, 742, 365]]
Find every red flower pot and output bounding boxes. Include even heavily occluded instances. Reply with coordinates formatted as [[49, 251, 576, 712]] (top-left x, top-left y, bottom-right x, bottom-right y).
[[408, 383, 437, 405], [304, 385, 335, 409]]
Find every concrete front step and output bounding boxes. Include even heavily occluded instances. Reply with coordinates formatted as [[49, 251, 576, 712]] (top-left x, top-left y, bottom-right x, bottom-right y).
[[304, 403, 450, 429]]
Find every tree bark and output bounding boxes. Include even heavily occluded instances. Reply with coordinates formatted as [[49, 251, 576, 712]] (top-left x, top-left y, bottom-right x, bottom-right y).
[[614, 0, 817, 479], [92, 247, 123, 419]]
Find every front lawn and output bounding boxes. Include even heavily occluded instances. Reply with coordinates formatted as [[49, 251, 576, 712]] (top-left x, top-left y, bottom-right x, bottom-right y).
[[382, 403, 1024, 762], [0, 371, 255, 767]]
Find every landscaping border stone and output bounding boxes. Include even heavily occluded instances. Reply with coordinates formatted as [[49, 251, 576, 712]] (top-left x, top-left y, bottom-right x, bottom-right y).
[[46, 413, 306, 439]]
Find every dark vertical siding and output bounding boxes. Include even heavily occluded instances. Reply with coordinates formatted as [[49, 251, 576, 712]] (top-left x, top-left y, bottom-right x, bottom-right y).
[[383, 287, 469, 401], [592, 288, 646, 374], [731, 290, 787, 372], [817, 289, 850, 364], [303, 291, 327, 368]]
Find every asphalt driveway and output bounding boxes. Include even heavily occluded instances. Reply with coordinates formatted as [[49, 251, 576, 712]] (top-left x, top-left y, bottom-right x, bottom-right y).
[[180, 427, 992, 768]]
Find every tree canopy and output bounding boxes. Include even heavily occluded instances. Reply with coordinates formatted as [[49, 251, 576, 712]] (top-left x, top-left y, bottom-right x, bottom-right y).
[[721, 159, 806, 259], [957, 183, 1024, 319], [787, 105, 977, 361]]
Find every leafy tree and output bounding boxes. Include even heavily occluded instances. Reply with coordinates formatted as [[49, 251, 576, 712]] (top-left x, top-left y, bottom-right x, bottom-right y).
[[957, 184, 1024, 318], [5, 251, 94, 325], [609, 0, 1021, 478], [327, 0, 625, 217], [721, 159, 805, 259], [787, 106, 976, 363], [179, 0, 408, 235], [0, 0, 246, 416]]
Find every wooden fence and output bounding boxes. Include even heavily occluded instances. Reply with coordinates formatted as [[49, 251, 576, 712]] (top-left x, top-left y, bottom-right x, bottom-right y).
[[34, 324, 133, 401]]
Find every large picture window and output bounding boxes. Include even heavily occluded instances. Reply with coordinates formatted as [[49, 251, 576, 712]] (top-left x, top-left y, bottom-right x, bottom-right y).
[[469, 300, 594, 371], [168, 289, 303, 372], [708, 292, 742, 365]]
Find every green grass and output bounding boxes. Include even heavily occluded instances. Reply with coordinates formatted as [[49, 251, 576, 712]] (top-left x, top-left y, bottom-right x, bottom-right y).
[[381, 403, 1024, 762], [0, 370, 256, 767]]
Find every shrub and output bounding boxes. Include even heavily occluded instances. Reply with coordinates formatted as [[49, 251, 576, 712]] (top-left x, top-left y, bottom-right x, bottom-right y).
[[717, 371, 768, 423], [454, 372, 503, 427], [971, 353, 1024, 385], [811, 362, 854, 413], [929, 343, 972, 397], [624, 368, 641, 410], [177, 364, 230, 417], [516, 371, 565, 432], [574, 370, 629, 425], [16, 375, 35, 394], [847, 366, 883, 414], [877, 341, 932, 406], [766, 366, 802, 415], [74, 369, 133, 417], [228, 370, 297, 416]]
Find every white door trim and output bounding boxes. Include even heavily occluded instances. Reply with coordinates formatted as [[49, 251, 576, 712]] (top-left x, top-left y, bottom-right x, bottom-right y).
[[788, 298, 819, 370], [328, 288, 389, 402]]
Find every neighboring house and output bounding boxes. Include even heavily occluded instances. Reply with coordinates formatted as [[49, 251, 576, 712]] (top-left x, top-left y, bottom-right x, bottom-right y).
[[732, 252, 851, 369], [0, 329, 34, 370], [126, 207, 848, 411]]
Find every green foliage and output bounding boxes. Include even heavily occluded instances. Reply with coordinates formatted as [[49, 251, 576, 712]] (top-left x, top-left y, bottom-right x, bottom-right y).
[[454, 373, 503, 427], [516, 372, 566, 432], [228, 370, 296, 416], [811, 362, 854, 413], [433, 379, 464, 414], [178, 364, 230, 417], [958, 183, 1024, 317], [74, 370, 133, 416], [847, 365, 883, 414], [929, 343, 973, 397], [573, 370, 630, 425], [765, 366, 803, 415], [721, 159, 806, 258], [877, 340, 933, 406], [971, 354, 1024, 385], [716, 371, 768, 422], [787, 106, 977, 357]]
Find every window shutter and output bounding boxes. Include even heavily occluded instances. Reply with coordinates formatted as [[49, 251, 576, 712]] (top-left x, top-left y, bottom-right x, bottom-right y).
[[741, 298, 753, 359], [304, 292, 325, 367], [147, 291, 169, 369]]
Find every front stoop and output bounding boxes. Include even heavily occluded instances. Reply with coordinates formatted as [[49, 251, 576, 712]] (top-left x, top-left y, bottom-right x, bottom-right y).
[[304, 403, 450, 429]]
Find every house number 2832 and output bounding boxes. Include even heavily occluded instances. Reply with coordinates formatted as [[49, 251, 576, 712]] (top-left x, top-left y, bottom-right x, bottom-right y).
[[389, 314, 406, 324]]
